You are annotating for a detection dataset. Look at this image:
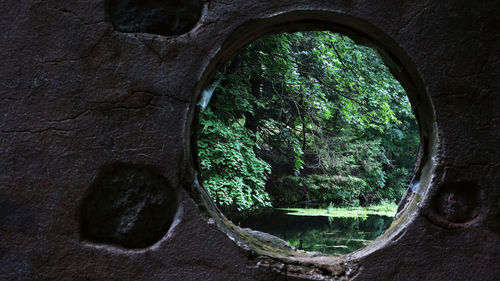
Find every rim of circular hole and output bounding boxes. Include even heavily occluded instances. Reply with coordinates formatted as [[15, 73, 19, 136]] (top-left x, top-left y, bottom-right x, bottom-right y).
[[188, 9, 437, 265], [78, 162, 183, 251]]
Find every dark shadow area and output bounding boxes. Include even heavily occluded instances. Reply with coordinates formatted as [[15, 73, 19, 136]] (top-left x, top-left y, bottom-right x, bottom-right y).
[[80, 163, 177, 248], [107, 0, 203, 36], [433, 181, 481, 224]]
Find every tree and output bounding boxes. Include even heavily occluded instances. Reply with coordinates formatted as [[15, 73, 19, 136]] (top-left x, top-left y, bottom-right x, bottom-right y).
[[198, 31, 419, 211]]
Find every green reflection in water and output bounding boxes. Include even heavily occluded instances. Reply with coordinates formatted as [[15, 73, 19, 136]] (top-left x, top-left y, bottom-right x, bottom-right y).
[[228, 208, 393, 255]]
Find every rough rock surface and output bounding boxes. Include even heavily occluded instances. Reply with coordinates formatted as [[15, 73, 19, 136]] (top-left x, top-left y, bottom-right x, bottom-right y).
[[1, 0, 499, 280]]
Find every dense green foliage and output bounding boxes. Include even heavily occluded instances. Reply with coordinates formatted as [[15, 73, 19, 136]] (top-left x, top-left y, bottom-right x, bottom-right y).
[[198, 31, 419, 211], [198, 108, 272, 210]]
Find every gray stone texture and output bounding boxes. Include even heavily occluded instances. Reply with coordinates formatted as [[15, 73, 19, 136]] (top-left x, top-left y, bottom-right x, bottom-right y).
[[1, 0, 499, 280]]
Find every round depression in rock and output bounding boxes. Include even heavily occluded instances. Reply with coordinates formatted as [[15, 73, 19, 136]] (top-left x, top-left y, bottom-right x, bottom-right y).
[[80, 163, 177, 248], [432, 181, 481, 224], [107, 0, 204, 36]]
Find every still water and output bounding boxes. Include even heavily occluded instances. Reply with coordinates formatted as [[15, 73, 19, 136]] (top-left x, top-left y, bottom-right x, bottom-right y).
[[227, 208, 393, 255]]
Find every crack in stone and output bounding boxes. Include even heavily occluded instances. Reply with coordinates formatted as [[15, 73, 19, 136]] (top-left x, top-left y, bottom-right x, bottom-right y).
[[443, 161, 500, 171], [1, 127, 73, 134], [396, 0, 429, 36], [56, 8, 104, 26], [138, 36, 168, 63], [34, 28, 109, 64]]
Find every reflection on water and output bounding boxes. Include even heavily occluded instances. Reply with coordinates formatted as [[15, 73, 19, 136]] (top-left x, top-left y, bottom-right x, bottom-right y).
[[227, 208, 393, 255]]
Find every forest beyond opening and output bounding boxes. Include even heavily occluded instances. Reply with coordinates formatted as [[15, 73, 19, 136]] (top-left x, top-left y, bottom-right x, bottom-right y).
[[198, 31, 419, 212]]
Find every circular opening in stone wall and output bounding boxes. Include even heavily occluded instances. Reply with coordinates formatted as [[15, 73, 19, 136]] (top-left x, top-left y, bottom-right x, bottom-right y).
[[195, 30, 422, 256]]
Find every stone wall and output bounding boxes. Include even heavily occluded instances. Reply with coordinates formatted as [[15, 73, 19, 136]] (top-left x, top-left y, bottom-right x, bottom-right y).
[[1, 0, 498, 280]]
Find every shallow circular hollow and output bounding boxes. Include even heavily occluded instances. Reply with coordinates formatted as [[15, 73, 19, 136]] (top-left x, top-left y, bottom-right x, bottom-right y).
[[80, 163, 178, 249], [189, 10, 436, 269], [107, 0, 204, 36], [425, 181, 483, 227]]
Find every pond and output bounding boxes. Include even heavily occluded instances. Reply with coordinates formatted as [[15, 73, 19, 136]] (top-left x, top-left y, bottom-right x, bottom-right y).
[[227, 208, 393, 255]]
